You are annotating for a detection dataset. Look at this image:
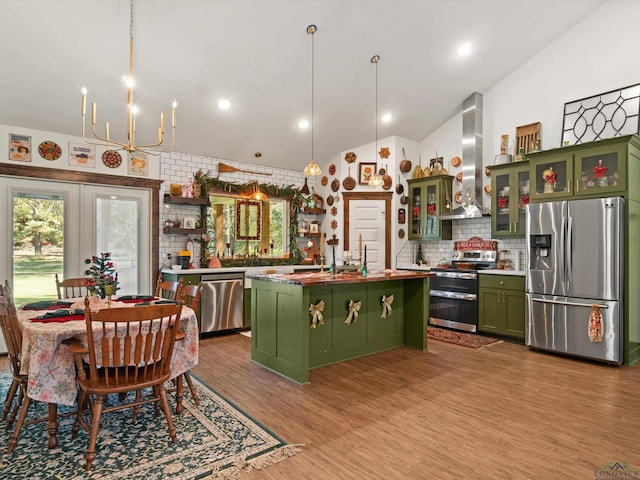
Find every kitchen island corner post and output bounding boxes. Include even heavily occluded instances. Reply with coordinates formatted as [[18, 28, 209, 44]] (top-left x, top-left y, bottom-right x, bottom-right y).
[[403, 276, 430, 351], [250, 278, 311, 384]]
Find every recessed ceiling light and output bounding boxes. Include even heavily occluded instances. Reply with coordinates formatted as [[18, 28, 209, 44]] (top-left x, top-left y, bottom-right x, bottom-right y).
[[381, 113, 393, 123], [298, 119, 310, 129], [457, 42, 472, 57], [217, 98, 231, 110]]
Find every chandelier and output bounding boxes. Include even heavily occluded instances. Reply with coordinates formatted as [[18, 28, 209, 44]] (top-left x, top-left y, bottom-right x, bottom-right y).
[[81, 0, 176, 155], [303, 24, 321, 176], [368, 55, 384, 187]]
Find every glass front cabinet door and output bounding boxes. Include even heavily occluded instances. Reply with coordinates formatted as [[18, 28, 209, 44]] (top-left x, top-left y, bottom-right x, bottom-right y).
[[407, 176, 452, 241], [529, 151, 573, 201], [528, 136, 630, 202], [490, 162, 529, 237]]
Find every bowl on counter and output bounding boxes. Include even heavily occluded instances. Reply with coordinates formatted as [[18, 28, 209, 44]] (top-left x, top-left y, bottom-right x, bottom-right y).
[[170, 264, 182, 270]]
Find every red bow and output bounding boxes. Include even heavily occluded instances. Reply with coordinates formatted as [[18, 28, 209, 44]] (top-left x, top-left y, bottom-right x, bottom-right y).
[[427, 204, 436, 215], [498, 197, 508, 209], [593, 165, 607, 179]]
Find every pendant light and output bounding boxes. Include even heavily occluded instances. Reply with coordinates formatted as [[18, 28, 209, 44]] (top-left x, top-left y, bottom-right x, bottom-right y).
[[303, 25, 321, 176], [368, 55, 384, 187]]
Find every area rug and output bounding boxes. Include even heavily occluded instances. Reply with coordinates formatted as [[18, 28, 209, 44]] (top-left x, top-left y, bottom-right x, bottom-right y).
[[0, 373, 301, 479], [427, 326, 503, 349]]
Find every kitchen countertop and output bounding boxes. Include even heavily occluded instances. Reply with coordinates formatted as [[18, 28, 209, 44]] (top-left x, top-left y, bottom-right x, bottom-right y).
[[247, 269, 433, 286], [480, 269, 525, 276], [161, 264, 324, 275], [397, 265, 432, 271]]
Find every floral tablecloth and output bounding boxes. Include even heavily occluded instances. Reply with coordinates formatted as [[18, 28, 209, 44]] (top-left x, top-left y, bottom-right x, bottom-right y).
[[17, 297, 199, 406]]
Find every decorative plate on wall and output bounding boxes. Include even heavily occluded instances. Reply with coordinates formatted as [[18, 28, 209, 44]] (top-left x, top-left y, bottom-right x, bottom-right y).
[[331, 206, 338, 216], [321, 175, 328, 186], [328, 164, 336, 175], [102, 150, 122, 168], [331, 220, 338, 230], [345, 152, 357, 164], [38, 141, 62, 160], [398, 228, 405, 239]]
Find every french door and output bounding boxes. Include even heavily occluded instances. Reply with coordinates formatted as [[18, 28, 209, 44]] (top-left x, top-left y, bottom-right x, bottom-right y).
[[0, 177, 151, 305]]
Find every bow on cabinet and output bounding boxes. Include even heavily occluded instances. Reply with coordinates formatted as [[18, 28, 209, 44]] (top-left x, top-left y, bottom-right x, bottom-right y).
[[345, 300, 361, 325], [381, 294, 394, 318], [309, 300, 325, 329]]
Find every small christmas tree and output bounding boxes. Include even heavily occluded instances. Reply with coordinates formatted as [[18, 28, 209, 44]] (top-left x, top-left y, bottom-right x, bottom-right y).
[[415, 243, 424, 265]]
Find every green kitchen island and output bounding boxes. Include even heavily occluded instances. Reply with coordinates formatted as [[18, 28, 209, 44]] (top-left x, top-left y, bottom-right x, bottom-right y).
[[249, 269, 433, 384]]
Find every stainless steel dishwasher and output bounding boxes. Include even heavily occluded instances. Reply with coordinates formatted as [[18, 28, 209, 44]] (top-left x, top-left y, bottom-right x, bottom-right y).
[[200, 272, 244, 333]]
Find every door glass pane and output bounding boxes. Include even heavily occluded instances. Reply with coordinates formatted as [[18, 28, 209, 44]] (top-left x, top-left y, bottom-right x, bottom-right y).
[[12, 192, 64, 304], [95, 196, 139, 295]]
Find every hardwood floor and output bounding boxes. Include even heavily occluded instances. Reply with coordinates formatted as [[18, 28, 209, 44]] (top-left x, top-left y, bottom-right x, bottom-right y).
[[2, 333, 639, 478], [193, 333, 640, 479]]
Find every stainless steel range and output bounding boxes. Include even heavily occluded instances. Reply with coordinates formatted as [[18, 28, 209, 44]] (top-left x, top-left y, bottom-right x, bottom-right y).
[[429, 237, 497, 333]]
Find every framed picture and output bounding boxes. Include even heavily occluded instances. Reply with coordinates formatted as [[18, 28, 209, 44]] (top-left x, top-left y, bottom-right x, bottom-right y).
[[128, 151, 148, 176], [358, 162, 376, 185], [309, 222, 319, 233], [68, 142, 95, 167], [8, 133, 32, 162], [183, 216, 197, 229]]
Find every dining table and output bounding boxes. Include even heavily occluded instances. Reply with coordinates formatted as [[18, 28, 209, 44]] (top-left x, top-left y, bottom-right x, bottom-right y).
[[16, 295, 199, 449]]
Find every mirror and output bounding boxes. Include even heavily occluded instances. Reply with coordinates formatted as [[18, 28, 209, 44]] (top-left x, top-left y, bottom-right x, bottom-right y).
[[236, 200, 261, 240]]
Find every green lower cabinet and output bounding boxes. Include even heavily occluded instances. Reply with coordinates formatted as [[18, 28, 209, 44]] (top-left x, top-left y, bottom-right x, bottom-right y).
[[478, 274, 525, 339], [243, 288, 251, 328]]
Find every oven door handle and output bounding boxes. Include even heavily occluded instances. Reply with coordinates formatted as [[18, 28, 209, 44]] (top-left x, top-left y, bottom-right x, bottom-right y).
[[433, 272, 477, 280], [429, 290, 477, 301]]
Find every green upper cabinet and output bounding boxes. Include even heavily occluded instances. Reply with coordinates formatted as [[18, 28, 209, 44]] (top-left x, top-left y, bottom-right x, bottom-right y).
[[489, 161, 529, 238], [407, 176, 453, 241], [528, 135, 639, 202]]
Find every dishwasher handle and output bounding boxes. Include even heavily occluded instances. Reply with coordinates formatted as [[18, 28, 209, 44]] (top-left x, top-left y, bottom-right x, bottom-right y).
[[201, 273, 244, 284]]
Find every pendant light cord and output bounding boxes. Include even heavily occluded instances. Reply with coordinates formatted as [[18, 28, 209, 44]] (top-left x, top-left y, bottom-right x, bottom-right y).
[[130, 0, 134, 42], [311, 27, 315, 163], [371, 55, 380, 171]]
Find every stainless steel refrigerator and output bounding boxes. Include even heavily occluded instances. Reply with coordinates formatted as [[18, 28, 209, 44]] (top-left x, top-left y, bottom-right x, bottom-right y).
[[525, 197, 624, 364]]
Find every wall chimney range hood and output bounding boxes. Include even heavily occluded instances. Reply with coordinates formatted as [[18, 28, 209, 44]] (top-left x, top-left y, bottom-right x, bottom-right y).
[[437, 92, 491, 220]]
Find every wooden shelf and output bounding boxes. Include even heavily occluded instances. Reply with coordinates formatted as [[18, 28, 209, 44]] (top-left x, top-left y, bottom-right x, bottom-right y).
[[163, 227, 206, 235], [163, 195, 208, 206], [299, 232, 323, 238], [300, 207, 326, 214]]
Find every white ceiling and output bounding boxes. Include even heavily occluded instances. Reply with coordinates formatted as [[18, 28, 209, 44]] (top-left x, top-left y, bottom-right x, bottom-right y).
[[0, 0, 604, 172]]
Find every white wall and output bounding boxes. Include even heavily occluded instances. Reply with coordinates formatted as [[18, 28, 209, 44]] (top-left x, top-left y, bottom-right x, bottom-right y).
[[0, 123, 161, 178], [403, 0, 640, 267]]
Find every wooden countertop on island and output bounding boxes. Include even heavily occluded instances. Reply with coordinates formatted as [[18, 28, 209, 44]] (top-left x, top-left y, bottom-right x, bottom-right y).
[[246, 269, 434, 286]]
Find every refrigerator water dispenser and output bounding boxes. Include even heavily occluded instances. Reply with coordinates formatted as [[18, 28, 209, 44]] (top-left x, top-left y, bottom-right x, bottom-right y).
[[530, 234, 552, 270]]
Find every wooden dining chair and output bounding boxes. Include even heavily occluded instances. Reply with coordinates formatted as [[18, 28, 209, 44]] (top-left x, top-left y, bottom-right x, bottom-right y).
[[1, 286, 53, 456], [0, 283, 25, 428], [68, 298, 183, 470], [155, 274, 183, 300], [55, 273, 89, 299], [172, 281, 203, 408]]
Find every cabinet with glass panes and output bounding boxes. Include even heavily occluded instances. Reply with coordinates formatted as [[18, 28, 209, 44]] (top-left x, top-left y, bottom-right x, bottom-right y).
[[407, 175, 453, 240], [527, 135, 639, 202]]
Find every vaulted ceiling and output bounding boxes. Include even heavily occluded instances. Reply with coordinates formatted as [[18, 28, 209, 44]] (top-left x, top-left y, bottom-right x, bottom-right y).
[[0, 0, 603, 171]]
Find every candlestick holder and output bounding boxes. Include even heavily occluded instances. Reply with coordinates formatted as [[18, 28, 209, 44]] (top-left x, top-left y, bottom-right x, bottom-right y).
[[319, 255, 328, 275], [103, 284, 115, 308]]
